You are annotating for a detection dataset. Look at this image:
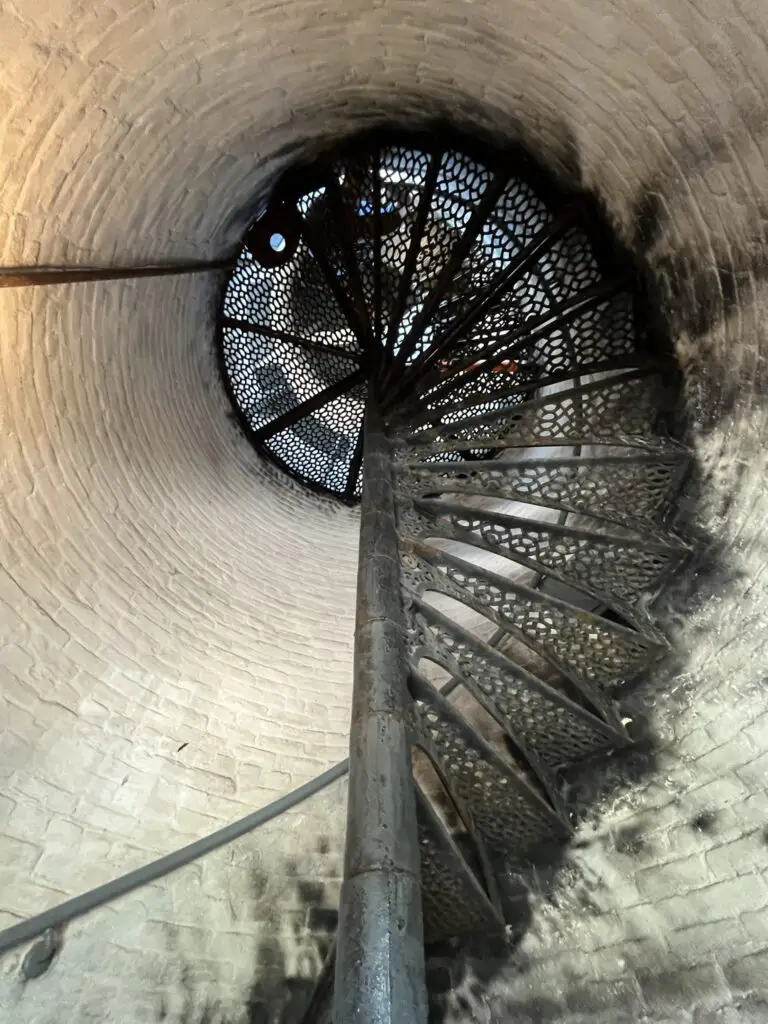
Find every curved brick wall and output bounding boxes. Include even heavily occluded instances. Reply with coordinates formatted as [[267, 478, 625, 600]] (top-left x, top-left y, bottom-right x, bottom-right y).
[[1, 1, 767, 1021]]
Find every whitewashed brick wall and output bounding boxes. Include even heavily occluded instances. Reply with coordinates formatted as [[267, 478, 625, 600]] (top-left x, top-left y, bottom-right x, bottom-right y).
[[1, 0, 768, 1020]]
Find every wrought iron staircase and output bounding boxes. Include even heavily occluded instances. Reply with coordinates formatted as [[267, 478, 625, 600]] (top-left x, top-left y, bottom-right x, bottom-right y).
[[216, 127, 691, 1023]]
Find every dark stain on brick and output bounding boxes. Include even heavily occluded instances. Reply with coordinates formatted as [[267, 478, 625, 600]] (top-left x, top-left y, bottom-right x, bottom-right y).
[[250, 869, 268, 901], [469, 981, 484, 1001], [576, 886, 603, 916], [428, 1000, 447, 1024], [567, 977, 644, 1017], [161, 849, 338, 1024], [316, 938, 331, 964], [297, 880, 324, 906], [307, 907, 338, 934], [494, 996, 566, 1023], [245, 995, 270, 1024], [614, 824, 648, 857], [256, 939, 286, 975], [761, 826, 768, 846], [691, 810, 718, 834], [733, 994, 768, 1020], [316, 837, 330, 855]]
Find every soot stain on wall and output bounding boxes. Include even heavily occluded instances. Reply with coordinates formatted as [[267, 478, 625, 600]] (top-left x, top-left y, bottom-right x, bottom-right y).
[[155, 840, 339, 1024]]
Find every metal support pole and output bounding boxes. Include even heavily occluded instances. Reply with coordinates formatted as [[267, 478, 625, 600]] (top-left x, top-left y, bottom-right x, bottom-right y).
[[333, 397, 427, 1024]]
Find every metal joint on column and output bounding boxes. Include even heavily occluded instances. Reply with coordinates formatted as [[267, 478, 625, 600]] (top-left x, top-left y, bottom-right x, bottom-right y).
[[333, 395, 427, 1024]]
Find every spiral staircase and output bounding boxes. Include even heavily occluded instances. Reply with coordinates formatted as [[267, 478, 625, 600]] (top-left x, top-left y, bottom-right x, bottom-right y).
[[216, 128, 691, 1021]]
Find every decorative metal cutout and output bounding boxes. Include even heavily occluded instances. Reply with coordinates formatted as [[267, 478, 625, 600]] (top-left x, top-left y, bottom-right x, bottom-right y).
[[400, 370, 679, 453], [399, 353, 658, 428], [409, 672, 571, 862], [402, 544, 668, 698], [398, 500, 689, 612], [216, 131, 641, 500], [407, 600, 627, 772], [415, 782, 504, 943], [397, 454, 688, 530]]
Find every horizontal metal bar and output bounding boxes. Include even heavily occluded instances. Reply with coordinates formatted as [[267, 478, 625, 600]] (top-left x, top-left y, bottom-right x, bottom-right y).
[[0, 259, 234, 288], [222, 316, 361, 361], [0, 760, 349, 956], [252, 367, 367, 442]]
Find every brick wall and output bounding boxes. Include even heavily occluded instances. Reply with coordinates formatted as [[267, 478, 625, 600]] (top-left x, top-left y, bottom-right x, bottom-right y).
[[0, 778, 348, 1024], [0, 263, 359, 918], [1, 0, 768, 1020]]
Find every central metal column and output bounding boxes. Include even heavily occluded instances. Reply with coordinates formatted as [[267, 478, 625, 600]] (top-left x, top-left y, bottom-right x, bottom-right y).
[[333, 396, 427, 1024]]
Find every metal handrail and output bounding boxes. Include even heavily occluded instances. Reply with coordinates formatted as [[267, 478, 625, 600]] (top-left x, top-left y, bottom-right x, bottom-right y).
[[0, 761, 347, 955]]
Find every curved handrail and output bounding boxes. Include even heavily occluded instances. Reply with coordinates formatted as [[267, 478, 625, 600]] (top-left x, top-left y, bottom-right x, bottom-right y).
[[0, 760, 347, 955]]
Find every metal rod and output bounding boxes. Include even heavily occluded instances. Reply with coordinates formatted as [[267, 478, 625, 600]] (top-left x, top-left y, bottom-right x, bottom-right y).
[[300, 204, 368, 347], [0, 259, 234, 288], [334, 396, 427, 1024], [383, 171, 511, 391], [382, 149, 442, 366], [344, 423, 366, 503], [392, 207, 581, 396], [252, 367, 366, 442], [221, 316, 361, 361], [0, 760, 349, 956], [420, 278, 627, 405], [326, 172, 373, 343]]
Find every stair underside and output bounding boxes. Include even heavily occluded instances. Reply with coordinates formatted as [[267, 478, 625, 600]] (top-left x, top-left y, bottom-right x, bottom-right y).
[[216, 132, 691, 999]]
